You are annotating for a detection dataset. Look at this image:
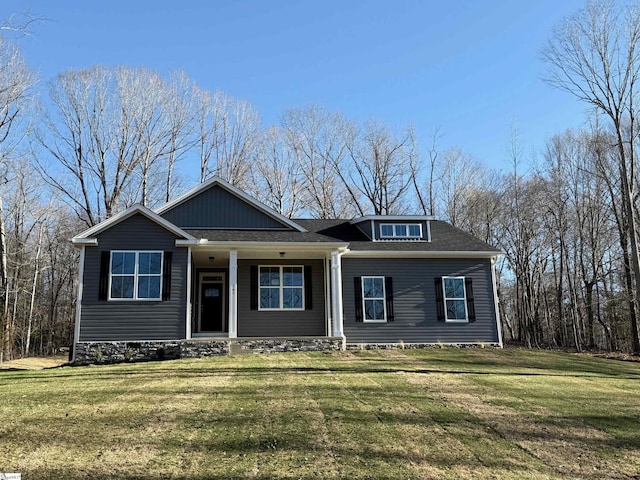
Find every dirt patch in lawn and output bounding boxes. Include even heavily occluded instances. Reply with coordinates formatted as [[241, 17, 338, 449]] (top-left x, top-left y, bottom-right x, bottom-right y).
[[0, 356, 68, 370], [403, 369, 635, 480], [590, 352, 640, 363]]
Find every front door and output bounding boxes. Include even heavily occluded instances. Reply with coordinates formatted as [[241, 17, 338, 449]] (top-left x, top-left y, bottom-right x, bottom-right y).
[[199, 280, 225, 332]]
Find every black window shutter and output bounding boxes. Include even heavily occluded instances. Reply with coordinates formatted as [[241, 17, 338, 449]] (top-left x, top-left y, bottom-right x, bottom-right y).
[[354, 277, 363, 322], [385, 276, 394, 322], [99, 251, 110, 301], [435, 277, 445, 322], [250, 266, 258, 310], [304, 266, 313, 310], [162, 251, 172, 301], [465, 277, 476, 322]]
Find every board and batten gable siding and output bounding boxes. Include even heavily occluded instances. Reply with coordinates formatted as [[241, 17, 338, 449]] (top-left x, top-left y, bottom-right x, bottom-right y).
[[237, 259, 326, 337], [160, 184, 287, 229], [342, 257, 498, 344], [80, 213, 187, 342]]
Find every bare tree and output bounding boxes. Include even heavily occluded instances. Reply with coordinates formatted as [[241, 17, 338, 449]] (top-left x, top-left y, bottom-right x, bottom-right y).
[[196, 89, 261, 188], [437, 147, 484, 226], [281, 106, 353, 218], [412, 127, 441, 216], [0, 31, 35, 362], [342, 121, 416, 215], [543, 0, 640, 351], [37, 66, 195, 225], [163, 71, 198, 202], [249, 125, 305, 217]]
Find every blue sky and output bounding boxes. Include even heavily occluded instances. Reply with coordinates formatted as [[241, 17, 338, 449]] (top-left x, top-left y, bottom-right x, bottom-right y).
[[3, 0, 588, 174]]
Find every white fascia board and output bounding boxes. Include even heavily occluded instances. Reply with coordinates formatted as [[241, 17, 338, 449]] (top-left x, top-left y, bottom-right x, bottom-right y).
[[343, 250, 503, 258], [350, 215, 435, 224], [154, 176, 308, 233], [192, 240, 349, 251], [72, 204, 196, 242], [175, 239, 199, 246]]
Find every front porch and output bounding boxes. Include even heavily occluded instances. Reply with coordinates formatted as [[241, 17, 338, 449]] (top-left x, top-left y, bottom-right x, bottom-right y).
[[186, 242, 347, 339]]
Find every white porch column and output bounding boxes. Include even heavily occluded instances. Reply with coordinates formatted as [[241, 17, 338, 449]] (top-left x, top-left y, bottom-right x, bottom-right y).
[[228, 249, 238, 338], [325, 254, 333, 336], [185, 247, 192, 339], [330, 250, 344, 338]]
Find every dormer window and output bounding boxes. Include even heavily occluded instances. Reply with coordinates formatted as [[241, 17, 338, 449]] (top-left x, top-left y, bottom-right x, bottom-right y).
[[380, 223, 422, 239]]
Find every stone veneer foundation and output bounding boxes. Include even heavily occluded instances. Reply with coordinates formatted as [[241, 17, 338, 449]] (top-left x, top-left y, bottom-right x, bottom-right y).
[[72, 337, 345, 365]]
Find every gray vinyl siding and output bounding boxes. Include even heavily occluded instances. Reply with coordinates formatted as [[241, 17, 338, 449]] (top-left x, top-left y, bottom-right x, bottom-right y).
[[237, 259, 326, 337], [161, 185, 287, 229], [79, 213, 187, 341], [342, 257, 498, 344]]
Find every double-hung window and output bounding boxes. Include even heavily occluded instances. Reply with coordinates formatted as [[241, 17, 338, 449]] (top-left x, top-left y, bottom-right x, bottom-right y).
[[443, 276, 467, 321], [362, 276, 386, 322], [259, 266, 304, 310], [110, 251, 163, 300], [380, 223, 422, 239]]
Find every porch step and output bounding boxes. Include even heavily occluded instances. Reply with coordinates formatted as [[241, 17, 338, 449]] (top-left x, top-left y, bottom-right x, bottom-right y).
[[228, 341, 252, 355]]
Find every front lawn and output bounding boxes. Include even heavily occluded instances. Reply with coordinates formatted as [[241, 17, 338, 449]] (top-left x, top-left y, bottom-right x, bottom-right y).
[[0, 348, 638, 479]]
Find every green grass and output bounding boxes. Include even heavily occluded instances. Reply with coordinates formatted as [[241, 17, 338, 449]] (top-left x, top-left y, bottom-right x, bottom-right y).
[[1, 348, 639, 479]]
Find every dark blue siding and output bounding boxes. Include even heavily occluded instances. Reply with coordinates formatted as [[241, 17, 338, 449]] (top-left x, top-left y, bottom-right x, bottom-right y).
[[237, 259, 326, 336], [342, 257, 499, 344], [80, 213, 187, 341], [161, 185, 287, 229]]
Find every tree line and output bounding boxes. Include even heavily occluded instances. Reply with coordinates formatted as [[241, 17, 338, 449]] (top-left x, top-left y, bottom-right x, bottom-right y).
[[1, 0, 640, 360]]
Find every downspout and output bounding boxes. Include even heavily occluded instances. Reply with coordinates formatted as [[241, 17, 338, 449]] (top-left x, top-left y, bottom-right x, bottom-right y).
[[491, 255, 504, 348], [72, 245, 86, 364]]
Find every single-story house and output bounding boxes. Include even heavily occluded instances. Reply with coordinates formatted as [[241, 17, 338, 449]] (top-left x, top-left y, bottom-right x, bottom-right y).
[[70, 177, 503, 364]]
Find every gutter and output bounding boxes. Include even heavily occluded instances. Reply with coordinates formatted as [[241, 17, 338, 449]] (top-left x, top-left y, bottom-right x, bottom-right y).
[[343, 250, 503, 258]]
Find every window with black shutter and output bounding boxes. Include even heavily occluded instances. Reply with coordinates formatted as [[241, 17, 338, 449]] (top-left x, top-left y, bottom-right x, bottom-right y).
[[355, 276, 394, 322], [436, 276, 475, 323]]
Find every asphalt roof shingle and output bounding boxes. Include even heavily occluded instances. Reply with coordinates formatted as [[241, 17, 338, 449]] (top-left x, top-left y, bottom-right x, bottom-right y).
[[185, 219, 501, 253]]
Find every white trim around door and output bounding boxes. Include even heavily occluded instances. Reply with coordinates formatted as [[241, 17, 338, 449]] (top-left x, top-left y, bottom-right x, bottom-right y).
[[197, 271, 227, 334]]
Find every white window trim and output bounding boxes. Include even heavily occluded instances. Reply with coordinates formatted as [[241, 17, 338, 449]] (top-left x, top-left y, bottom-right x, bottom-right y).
[[258, 265, 305, 311], [443, 276, 468, 322], [379, 223, 422, 239], [108, 250, 163, 301], [362, 275, 387, 323]]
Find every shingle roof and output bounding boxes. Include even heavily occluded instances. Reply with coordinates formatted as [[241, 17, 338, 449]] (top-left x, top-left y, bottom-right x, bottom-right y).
[[185, 219, 501, 253]]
